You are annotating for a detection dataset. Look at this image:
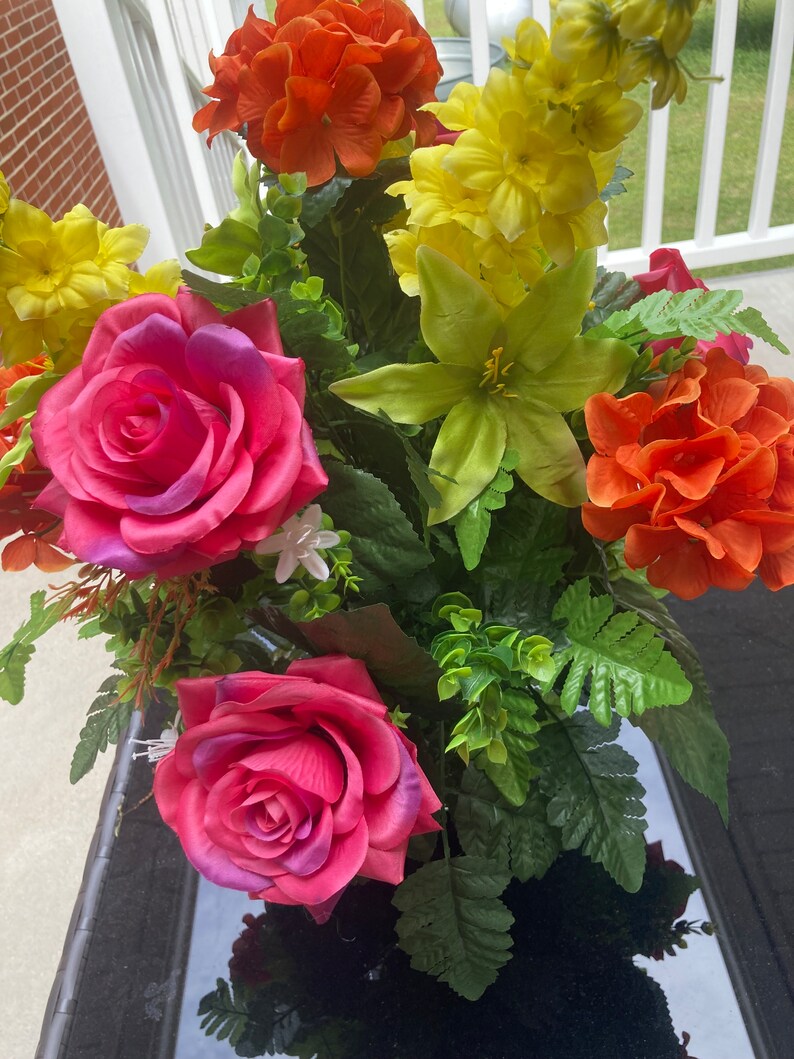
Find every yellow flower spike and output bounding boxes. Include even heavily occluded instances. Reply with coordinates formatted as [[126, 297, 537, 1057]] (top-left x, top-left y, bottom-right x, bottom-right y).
[[423, 80, 481, 133], [66, 204, 150, 300], [0, 171, 9, 217], [504, 17, 548, 68], [521, 50, 586, 106], [551, 1, 623, 81], [0, 199, 107, 322], [129, 259, 182, 297], [616, 0, 666, 42], [572, 83, 643, 152], [387, 144, 494, 239]]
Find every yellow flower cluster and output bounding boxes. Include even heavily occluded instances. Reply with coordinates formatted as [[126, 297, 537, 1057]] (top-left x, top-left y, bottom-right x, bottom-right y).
[[0, 175, 181, 369], [552, 0, 706, 108], [387, 1, 704, 305]]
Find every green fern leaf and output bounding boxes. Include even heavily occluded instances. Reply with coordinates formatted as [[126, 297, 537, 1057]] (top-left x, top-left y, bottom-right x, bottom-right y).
[[456, 768, 561, 881], [0, 590, 65, 705], [453, 450, 518, 571], [591, 288, 744, 342], [198, 978, 251, 1048], [538, 713, 647, 892], [731, 305, 790, 355], [393, 855, 513, 1000], [552, 579, 692, 725], [70, 677, 134, 784]]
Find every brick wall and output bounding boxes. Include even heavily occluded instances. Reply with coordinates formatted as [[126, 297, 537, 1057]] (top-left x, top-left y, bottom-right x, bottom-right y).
[[0, 0, 123, 225]]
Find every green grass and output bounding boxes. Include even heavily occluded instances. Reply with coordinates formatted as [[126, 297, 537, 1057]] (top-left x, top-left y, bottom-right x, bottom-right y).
[[423, 0, 793, 278]]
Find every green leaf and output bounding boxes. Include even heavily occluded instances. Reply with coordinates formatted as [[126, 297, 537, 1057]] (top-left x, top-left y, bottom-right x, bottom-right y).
[[300, 175, 353, 228], [0, 420, 33, 487], [482, 494, 572, 588], [198, 978, 252, 1049], [538, 713, 648, 891], [320, 461, 431, 591], [0, 371, 60, 428], [0, 590, 65, 704], [456, 768, 561, 881], [70, 677, 134, 783], [612, 580, 730, 823], [581, 267, 643, 332], [268, 289, 353, 370], [185, 217, 262, 276], [294, 603, 449, 717], [481, 730, 536, 807], [588, 287, 744, 343], [600, 164, 634, 202], [181, 270, 265, 311], [731, 305, 790, 355], [452, 451, 517, 571], [552, 579, 692, 725], [393, 855, 514, 1000]]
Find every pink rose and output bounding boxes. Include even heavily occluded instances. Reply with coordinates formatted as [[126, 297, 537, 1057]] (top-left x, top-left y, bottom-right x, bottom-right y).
[[634, 248, 752, 365], [153, 655, 442, 921], [31, 290, 326, 577]]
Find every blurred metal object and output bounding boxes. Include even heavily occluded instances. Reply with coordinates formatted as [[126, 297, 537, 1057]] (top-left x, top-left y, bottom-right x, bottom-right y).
[[444, 0, 534, 41], [434, 37, 507, 100]]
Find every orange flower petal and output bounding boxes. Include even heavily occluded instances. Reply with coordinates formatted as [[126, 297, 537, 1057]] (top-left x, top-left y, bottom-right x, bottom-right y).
[[2, 535, 37, 571]]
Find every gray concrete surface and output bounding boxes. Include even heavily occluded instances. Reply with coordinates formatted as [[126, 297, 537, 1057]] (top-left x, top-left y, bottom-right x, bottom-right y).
[[0, 267, 791, 1059]]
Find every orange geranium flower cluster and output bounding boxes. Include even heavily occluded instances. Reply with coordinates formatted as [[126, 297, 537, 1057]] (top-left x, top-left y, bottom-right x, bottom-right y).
[[0, 360, 72, 573], [193, 0, 442, 186], [582, 349, 794, 599]]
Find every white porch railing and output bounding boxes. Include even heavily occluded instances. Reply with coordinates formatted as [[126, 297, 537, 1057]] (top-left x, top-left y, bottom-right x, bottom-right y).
[[54, 0, 791, 276]]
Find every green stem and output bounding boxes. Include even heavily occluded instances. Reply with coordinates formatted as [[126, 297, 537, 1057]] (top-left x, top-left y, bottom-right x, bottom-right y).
[[329, 208, 352, 339], [437, 721, 451, 860]]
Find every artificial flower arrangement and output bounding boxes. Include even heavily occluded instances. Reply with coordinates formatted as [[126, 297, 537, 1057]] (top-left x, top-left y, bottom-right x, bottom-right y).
[[1, 0, 791, 1040]]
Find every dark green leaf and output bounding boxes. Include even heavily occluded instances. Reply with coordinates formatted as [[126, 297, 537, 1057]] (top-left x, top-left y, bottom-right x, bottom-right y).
[[321, 461, 431, 591], [181, 271, 265, 311], [70, 678, 134, 783], [393, 855, 514, 1000], [600, 164, 633, 202], [300, 175, 353, 228], [453, 453, 517, 571], [538, 713, 648, 892], [612, 580, 730, 823], [481, 493, 573, 587], [581, 267, 643, 331], [456, 768, 561, 881], [294, 604, 449, 716]]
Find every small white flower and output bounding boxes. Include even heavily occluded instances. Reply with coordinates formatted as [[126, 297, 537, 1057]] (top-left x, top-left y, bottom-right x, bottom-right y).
[[131, 712, 181, 763], [255, 504, 341, 584]]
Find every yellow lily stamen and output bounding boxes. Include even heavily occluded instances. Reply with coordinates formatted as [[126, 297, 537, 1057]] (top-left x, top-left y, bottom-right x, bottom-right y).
[[480, 346, 518, 397]]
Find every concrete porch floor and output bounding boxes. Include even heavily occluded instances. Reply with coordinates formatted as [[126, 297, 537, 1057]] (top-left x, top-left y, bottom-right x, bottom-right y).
[[1, 266, 792, 1059]]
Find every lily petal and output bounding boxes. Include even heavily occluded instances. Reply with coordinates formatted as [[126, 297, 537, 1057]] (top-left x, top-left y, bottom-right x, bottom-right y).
[[526, 336, 636, 411], [427, 396, 506, 524], [416, 245, 502, 368], [502, 397, 587, 506], [503, 249, 596, 372], [329, 361, 476, 425]]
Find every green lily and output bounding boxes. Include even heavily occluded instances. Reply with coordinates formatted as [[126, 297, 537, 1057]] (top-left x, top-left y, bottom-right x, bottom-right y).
[[329, 247, 636, 524]]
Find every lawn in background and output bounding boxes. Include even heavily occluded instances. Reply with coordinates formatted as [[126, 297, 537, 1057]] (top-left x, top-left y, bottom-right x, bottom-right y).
[[423, 0, 793, 278]]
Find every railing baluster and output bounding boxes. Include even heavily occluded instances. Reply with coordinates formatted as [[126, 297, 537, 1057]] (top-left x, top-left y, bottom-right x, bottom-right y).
[[404, 0, 426, 25], [469, 0, 491, 85], [641, 96, 670, 252], [748, 0, 794, 239], [694, 0, 738, 247]]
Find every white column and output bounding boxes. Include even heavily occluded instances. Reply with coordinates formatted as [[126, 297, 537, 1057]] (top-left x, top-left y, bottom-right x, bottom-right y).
[[50, 0, 182, 266]]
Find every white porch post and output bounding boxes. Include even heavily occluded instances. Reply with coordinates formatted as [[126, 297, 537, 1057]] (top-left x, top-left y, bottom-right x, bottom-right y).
[[50, 0, 182, 266]]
